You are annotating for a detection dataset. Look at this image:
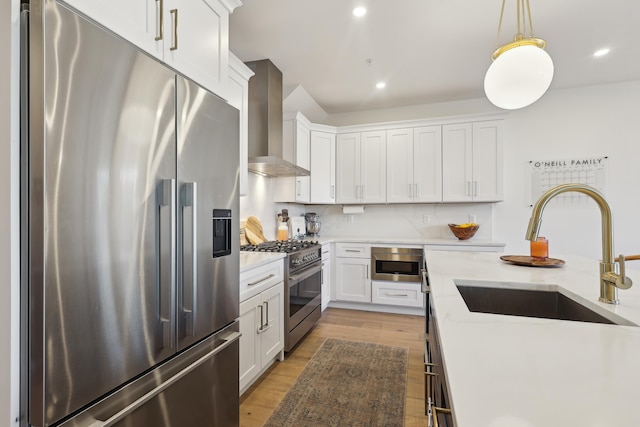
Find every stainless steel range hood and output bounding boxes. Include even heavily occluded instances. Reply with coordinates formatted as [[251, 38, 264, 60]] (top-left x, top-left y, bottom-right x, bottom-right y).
[[245, 59, 310, 177]]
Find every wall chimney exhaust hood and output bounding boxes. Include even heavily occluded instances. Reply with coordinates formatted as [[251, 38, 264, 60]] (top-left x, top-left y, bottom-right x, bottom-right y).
[[245, 59, 310, 177]]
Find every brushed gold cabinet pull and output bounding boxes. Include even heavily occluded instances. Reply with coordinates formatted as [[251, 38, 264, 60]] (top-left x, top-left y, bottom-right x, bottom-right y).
[[155, 0, 164, 41], [170, 9, 178, 51]]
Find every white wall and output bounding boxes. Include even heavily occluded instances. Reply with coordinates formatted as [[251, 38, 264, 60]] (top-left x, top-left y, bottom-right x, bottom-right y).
[[495, 81, 640, 259], [283, 85, 329, 124], [2, 1, 21, 425], [247, 80, 640, 261]]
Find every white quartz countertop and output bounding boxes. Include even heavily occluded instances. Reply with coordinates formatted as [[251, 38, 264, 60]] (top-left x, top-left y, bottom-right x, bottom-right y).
[[239, 252, 285, 273], [426, 250, 640, 427], [312, 235, 505, 248]]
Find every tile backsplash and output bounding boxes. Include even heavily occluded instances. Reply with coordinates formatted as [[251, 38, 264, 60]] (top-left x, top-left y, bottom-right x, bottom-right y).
[[241, 172, 495, 242]]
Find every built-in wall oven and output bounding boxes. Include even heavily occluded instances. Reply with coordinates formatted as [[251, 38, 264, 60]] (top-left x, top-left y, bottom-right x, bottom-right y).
[[372, 247, 424, 282]]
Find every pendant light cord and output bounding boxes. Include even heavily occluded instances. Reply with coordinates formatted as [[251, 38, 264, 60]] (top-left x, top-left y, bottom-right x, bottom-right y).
[[526, 0, 534, 37], [496, 0, 536, 46], [495, 0, 506, 49]]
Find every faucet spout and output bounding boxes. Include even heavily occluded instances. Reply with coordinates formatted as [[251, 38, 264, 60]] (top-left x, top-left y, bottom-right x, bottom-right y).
[[525, 183, 631, 304]]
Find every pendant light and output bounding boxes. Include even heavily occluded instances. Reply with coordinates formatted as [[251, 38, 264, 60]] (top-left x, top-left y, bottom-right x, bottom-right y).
[[484, 0, 554, 110]]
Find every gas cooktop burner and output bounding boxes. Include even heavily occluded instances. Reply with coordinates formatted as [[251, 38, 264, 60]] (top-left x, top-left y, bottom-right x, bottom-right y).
[[240, 239, 319, 253]]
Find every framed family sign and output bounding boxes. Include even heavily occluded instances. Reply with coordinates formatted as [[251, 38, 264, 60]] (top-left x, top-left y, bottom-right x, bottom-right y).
[[528, 156, 608, 207]]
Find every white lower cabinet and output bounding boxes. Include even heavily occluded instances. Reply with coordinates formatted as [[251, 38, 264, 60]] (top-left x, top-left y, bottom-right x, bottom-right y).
[[330, 242, 503, 314], [334, 243, 371, 303], [239, 261, 284, 395], [321, 243, 332, 310], [335, 258, 371, 302], [371, 282, 423, 307]]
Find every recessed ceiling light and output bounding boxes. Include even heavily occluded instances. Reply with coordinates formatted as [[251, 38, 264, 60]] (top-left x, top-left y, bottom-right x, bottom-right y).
[[353, 7, 366, 17], [593, 48, 610, 57], [376, 82, 386, 89]]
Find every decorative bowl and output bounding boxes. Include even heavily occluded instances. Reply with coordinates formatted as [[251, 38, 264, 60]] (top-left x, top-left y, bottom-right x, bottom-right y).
[[448, 223, 479, 240]]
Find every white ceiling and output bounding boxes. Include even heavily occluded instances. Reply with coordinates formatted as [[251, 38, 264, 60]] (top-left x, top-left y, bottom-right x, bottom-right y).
[[229, 0, 640, 114]]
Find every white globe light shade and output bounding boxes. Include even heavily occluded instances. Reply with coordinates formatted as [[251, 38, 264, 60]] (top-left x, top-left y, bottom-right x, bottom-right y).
[[484, 44, 554, 110]]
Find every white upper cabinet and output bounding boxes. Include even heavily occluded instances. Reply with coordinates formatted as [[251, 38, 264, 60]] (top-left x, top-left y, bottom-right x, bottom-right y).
[[336, 131, 386, 204], [413, 126, 443, 202], [386, 129, 414, 203], [296, 120, 311, 170], [60, 0, 162, 58], [61, 0, 239, 99], [442, 123, 472, 201], [360, 131, 387, 203], [471, 121, 504, 202], [276, 112, 311, 203], [386, 126, 442, 203], [336, 133, 361, 203], [295, 119, 311, 202], [227, 54, 253, 197], [162, 0, 230, 98], [310, 130, 336, 204], [442, 120, 503, 202]]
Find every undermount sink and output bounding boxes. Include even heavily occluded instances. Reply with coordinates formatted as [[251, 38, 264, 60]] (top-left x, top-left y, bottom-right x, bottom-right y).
[[455, 280, 636, 326]]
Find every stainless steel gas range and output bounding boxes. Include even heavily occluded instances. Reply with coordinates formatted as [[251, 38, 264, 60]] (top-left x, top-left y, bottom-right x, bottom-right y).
[[241, 240, 322, 351]]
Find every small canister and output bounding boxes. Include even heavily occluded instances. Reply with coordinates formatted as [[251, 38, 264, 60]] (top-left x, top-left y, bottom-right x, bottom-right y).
[[530, 237, 548, 259], [277, 222, 289, 241]]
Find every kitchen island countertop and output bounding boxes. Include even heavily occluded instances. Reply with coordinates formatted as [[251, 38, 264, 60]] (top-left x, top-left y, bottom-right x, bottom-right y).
[[426, 250, 640, 427]]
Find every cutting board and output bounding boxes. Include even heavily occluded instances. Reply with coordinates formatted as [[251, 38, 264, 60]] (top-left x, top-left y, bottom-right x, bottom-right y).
[[245, 216, 267, 243], [245, 228, 262, 245]]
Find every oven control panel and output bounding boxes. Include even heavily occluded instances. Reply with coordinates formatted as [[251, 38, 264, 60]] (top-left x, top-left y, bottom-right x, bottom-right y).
[[290, 247, 321, 270]]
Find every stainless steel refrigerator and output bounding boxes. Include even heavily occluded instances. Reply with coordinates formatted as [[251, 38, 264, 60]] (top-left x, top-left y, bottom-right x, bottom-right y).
[[20, 1, 240, 426]]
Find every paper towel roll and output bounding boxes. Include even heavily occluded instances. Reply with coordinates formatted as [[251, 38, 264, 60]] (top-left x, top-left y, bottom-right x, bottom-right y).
[[342, 205, 365, 214]]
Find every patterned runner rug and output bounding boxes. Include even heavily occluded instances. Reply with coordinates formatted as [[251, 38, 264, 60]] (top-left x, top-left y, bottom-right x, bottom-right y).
[[264, 338, 409, 426]]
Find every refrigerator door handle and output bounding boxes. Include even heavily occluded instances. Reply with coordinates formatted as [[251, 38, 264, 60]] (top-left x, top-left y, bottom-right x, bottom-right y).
[[158, 179, 176, 350], [87, 331, 241, 427], [182, 181, 198, 337]]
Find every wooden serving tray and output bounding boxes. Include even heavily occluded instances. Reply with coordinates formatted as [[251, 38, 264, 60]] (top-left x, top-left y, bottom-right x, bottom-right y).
[[500, 255, 565, 268]]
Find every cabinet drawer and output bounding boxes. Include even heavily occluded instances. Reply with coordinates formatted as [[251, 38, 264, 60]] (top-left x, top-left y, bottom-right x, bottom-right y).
[[335, 243, 371, 258], [240, 260, 284, 302], [371, 282, 424, 307], [322, 243, 331, 260]]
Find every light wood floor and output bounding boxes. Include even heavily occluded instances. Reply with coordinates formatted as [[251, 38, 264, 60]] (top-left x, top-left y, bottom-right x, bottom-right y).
[[239, 307, 427, 426]]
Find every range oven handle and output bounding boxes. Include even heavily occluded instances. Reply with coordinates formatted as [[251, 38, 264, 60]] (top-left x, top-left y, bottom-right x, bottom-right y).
[[288, 262, 321, 285], [88, 331, 241, 427]]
